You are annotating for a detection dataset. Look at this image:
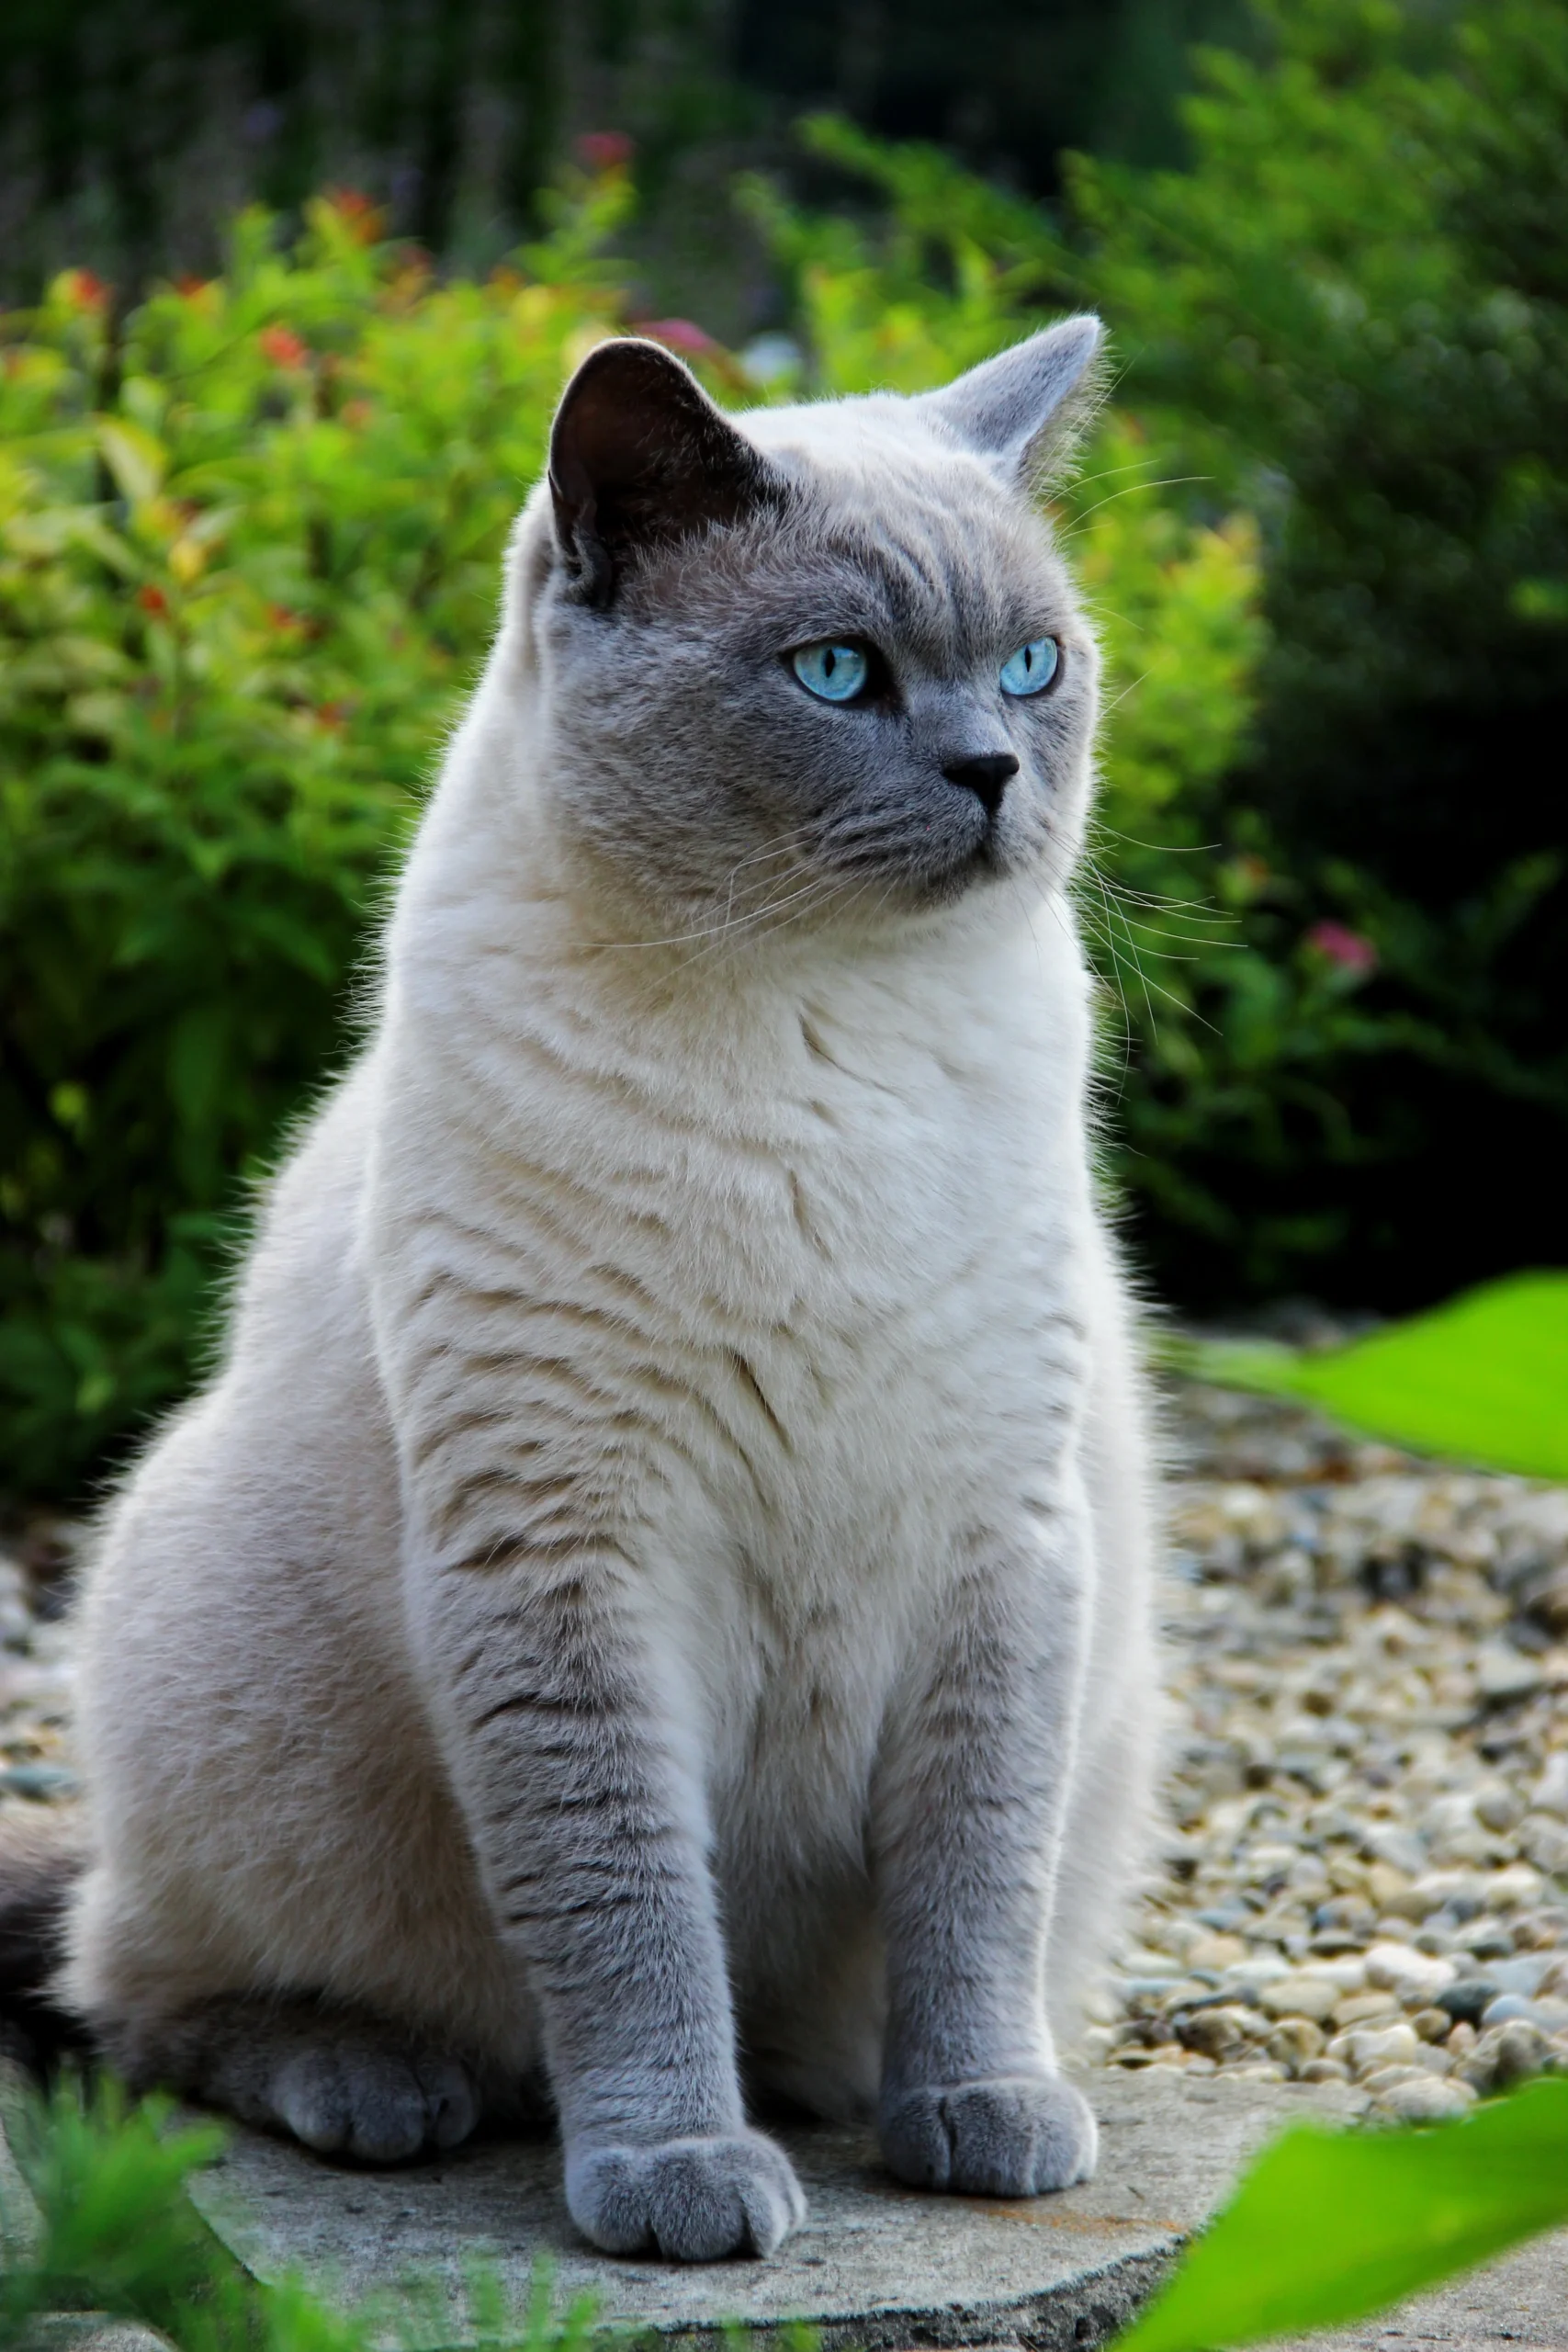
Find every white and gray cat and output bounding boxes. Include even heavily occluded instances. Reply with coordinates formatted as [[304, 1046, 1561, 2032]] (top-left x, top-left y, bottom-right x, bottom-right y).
[[21, 319, 1163, 2261]]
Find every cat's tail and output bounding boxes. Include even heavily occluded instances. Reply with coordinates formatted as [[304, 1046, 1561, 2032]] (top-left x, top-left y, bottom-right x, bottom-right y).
[[0, 1807, 90, 2070]]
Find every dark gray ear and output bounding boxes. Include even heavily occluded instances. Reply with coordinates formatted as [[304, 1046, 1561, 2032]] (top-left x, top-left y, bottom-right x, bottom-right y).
[[549, 336, 778, 606], [918, 315, 1105, 485]]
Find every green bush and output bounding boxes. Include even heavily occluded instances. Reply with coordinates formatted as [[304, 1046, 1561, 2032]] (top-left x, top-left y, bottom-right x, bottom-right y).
[[746, 117, 1410, 1295], [1048, 0, 1568, 1302], [0, 182, 635, 1492], [761, 0, 1568, 1309], [0, 165, 1264, 1497], [0, 2075, 605, 2352]]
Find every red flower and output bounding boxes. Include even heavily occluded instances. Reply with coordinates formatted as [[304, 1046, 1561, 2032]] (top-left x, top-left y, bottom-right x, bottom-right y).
[[1305, 921, 1378, 977], [260, 324, 309, 368], [137, 584, 168, 616], [576, 130, 634, 174], [634, 317, 716, 356]]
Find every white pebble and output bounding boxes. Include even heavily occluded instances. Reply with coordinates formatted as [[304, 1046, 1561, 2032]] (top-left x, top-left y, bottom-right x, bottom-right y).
[[1373, 2074, 1477, 2122], [1531, 1753, 1568, 1820], [1341, 2021, 1420, 2073], [1258, 1973, 1341, 2023], [1364, 1941, 1456, 2001]]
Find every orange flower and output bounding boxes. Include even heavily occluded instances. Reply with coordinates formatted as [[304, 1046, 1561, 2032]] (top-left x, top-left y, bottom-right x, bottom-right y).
[[327, 188, 385, 243], [260, 324, 309, 368], [61, 268, 110, 311]]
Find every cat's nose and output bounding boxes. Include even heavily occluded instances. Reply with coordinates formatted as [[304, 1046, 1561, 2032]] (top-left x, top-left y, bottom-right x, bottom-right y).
[[942, 751, 1018, 820]]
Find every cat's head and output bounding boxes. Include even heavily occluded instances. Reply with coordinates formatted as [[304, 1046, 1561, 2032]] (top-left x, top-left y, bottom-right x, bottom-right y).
[[517, 320, 1104, 941]]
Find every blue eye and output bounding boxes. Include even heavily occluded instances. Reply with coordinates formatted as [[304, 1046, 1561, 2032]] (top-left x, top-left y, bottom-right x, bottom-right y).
[[999, 638, 1061, 697], [792, 641, 870, 703]]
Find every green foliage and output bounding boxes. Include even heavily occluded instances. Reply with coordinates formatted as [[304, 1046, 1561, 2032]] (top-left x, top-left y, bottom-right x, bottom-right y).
[[1055, 0, 1568, 1302], [0, 157, 1266, 1498], [748, 113, 1398, 1295], [9, 2, 1565, 1492], [761, 0, 1568, 1307], [1, 2083, 247, 2352], [0, 2075, 604, 2352], [0, 180, 637, 1493], [1175, 1272, 1568, 1480], [1115, 2078, 1568, 2352]]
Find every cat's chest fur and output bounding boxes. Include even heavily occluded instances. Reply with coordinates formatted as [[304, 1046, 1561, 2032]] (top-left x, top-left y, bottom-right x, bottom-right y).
[[374, 883, 1091, 1629]]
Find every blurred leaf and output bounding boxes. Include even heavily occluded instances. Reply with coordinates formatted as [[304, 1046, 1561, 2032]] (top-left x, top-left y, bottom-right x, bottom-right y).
[[1116, 2081, 1568, 2352], [1178, 1272, 1568, 1478], [96, 417, 167, 505]]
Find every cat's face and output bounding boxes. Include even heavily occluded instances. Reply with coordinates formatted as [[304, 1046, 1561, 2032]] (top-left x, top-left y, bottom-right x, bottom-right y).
[[525, 326, 1103, 940]]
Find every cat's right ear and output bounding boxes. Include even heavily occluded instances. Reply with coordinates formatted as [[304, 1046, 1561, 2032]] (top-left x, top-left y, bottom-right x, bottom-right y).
[[548, 337, 777, 607], [917, 316, 1106, 488]]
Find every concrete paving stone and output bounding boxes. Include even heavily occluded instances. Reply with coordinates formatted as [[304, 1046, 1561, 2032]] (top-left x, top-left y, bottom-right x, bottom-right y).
[[19, 2324, 175, 2352], [1268, 2228, 1568, 2352], [181, 2072, 1364, 2350]]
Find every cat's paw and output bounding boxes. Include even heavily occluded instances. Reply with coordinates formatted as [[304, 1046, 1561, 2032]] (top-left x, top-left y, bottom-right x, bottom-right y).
[[269, 2036, 481, 2164], [880, 2074, 1098, 2196], [565, 2130, 807, 2260]]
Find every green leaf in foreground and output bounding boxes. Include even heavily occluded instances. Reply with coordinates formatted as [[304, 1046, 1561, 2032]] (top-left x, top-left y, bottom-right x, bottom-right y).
[[1175, 1272, 1568, 1480], [0, 2075, 604, 2352], [1115, 2080, 1568, 2352]]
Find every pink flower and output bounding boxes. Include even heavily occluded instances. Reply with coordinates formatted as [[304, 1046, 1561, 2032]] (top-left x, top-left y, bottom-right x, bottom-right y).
[[576, 130, 635, 174], [634, 317, 716, 356], [1305, 921, 1379, 976]]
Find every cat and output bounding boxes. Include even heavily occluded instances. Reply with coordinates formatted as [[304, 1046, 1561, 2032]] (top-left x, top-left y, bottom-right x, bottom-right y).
[[7, 317, 1162, 2263]]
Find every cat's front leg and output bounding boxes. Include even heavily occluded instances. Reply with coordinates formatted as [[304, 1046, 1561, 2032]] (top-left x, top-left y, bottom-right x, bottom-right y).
[[419, 1547, 804, 2260], [873, 1480, 1099, 2197]]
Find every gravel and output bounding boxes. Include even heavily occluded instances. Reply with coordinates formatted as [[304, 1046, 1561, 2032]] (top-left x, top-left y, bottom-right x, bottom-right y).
[[4, 1377, 1567, 2126], [1091, 1377, 1568, 2120]]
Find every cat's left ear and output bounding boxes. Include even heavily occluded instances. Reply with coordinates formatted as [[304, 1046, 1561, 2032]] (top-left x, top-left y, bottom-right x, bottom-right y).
[[917, 316, 1106, 487], [549, 336, 779, 606]]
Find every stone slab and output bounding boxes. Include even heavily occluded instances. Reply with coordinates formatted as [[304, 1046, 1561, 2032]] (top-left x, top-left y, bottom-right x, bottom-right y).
[[183, 2073, 1364, 2349], [1271, 2228, 1568, 2352], [22, 2324, 175, 2352]]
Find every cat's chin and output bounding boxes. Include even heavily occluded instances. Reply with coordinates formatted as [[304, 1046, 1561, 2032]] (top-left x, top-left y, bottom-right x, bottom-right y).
[[843, 840, 1052, 915]]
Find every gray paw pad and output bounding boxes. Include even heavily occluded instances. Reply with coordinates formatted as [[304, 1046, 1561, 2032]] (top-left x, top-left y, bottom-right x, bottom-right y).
[[565, 2131, 807, 2260], [881, 2074, 1098, 2196], [270, 2038, 480, 2164]]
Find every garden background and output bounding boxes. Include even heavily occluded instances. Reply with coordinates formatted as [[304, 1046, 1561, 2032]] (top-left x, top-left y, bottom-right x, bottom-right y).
[[2, 0, 1565, 1498]]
